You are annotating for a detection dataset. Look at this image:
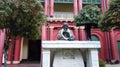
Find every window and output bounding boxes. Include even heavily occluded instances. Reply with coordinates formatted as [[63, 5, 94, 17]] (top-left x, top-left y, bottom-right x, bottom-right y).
[[83, 0, 101, 4], [117, 41, 120, 57], [91, 35, 100, 52], [54, 0, 73, 3], [38, 0, 44, 2], [38, 0, 101, 4]]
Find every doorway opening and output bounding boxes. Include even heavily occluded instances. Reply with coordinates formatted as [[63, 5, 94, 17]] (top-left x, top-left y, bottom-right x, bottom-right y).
[[28, 40, 41, 61], [21, 39, 41, 64]]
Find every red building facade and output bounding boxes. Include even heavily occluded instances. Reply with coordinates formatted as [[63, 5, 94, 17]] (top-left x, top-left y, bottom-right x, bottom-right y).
[[0, 0, 120, 66], [41, 0, 120, 62]]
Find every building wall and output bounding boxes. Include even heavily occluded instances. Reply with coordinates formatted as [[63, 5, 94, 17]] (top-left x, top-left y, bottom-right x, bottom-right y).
[[3, 0, 120, 65]]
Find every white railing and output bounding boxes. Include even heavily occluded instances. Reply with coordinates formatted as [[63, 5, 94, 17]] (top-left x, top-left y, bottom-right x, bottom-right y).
[[53, 12, 74, 19], [53, 12, 73, 19], [47, 12, 74, 21]]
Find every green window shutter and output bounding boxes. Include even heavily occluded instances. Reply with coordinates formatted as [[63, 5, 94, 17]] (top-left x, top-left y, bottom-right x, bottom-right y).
[[38, 0, 101, 4], [91, 35, 100, 52], [54, 0, 73, 3], [117, 41, 120, 56], [37, 0, 44, 2], [83, 0, 101, 4]]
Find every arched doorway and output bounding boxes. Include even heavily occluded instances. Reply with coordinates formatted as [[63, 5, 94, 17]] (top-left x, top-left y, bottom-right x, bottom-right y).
[[117, 41, 120, 59], [91, 35, 100, 52]]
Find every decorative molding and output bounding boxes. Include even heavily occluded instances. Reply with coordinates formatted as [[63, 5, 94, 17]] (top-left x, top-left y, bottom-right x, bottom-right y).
[[42, 41, 100, 49]]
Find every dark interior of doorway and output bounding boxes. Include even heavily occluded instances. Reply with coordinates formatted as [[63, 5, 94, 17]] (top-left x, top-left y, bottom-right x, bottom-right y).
[[27, 40, 41, 63]]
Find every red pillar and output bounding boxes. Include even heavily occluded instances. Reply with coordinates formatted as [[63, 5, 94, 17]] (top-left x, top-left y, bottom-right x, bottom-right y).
[[7, 37, 16, 64], [13, 37, 22, 64], [105, 0, 109, 10], [42, 24, 47, 40], [50, 26, 54, 40], [101, 0, 104, 14], [80, 26, 86, 40], [7, 48, 11, 63], [78, 0, 82, 12], [110, 30, 119, 60], [73, 0, 78, 16], [74, 27, 79, 40], [0, 30, 5, 66], [44, 0, 48, 16], [102, 32, 109, 60], [50, 0, 54, 17], [100, 0, 105, 14]]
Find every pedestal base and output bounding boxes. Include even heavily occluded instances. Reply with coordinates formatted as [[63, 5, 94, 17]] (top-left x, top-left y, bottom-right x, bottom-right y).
[[53, 49, 84, 67], [42, 41, 100, 67]]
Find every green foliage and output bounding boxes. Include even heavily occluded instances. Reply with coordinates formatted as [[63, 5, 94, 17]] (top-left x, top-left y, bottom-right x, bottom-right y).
[[99, 59, 106, 67], [74, 4, 102, 26], [99, 0, 120, 31], [0, 0, 46, 39]]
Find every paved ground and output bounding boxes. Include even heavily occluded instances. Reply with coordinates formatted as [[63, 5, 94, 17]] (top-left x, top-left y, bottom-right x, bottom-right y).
[[2, 64, 40, 67], [2, 64, 120, 67], [106, 64, 120, 67]]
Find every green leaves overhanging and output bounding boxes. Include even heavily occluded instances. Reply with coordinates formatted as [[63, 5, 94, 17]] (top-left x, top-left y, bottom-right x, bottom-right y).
[[0, 0, 46, 39], [99, 0, 120, 31], [74, 4, 102, 26]]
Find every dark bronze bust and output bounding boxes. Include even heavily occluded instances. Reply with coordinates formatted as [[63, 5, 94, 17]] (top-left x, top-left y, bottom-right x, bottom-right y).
[[57, 22, 75, 41]]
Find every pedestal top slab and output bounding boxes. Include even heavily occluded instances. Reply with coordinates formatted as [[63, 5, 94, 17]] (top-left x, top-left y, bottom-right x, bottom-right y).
[[42, 41, 100, 49]]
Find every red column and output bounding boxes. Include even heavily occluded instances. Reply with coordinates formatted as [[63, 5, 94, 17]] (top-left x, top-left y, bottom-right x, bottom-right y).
[[0, 30, 5, 66], [74, 0, 78, 16], [42, 24, 47, 40], [80, 26, 86, 40], [103, 32, 112, 60], [13, 37, 22, 64], [50, 0, 54, 17], [100, 0, 105, 14], [50, 26, 54, 40], [44, 0, 48, 16], [74, 27, 79, 40], [78, 0, 82, 12], [7, 47, 12, 63], [105, 0, 109, 10], [110, 30, 119, 60]]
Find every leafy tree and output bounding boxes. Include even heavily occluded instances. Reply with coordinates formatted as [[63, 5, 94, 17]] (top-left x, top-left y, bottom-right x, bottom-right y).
[[74, 5, 102, 40], [0, 0, 46, 67], [99, 0, 120, 31]]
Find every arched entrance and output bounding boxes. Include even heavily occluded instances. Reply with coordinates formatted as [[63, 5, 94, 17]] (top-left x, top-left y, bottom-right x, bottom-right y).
[[91, 35, 100, 52]]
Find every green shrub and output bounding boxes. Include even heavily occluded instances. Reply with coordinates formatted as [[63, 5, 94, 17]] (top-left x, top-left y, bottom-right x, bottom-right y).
[[99, 59, 106, 67]]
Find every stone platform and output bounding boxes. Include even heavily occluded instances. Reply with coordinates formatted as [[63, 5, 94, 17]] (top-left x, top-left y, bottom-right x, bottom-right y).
[[42, 41, 100, 67]]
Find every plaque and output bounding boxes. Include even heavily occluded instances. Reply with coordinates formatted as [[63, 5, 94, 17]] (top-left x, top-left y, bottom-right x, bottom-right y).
[[63, 50, 75, 59]]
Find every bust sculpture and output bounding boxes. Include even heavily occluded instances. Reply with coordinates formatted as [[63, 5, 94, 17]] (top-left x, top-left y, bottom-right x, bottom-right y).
[[57, 22, 75, 41]]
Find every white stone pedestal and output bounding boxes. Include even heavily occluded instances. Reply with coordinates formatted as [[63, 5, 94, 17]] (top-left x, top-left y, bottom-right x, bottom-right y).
[[42, 41, 100, 67], [53, 49, 84, 67]]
